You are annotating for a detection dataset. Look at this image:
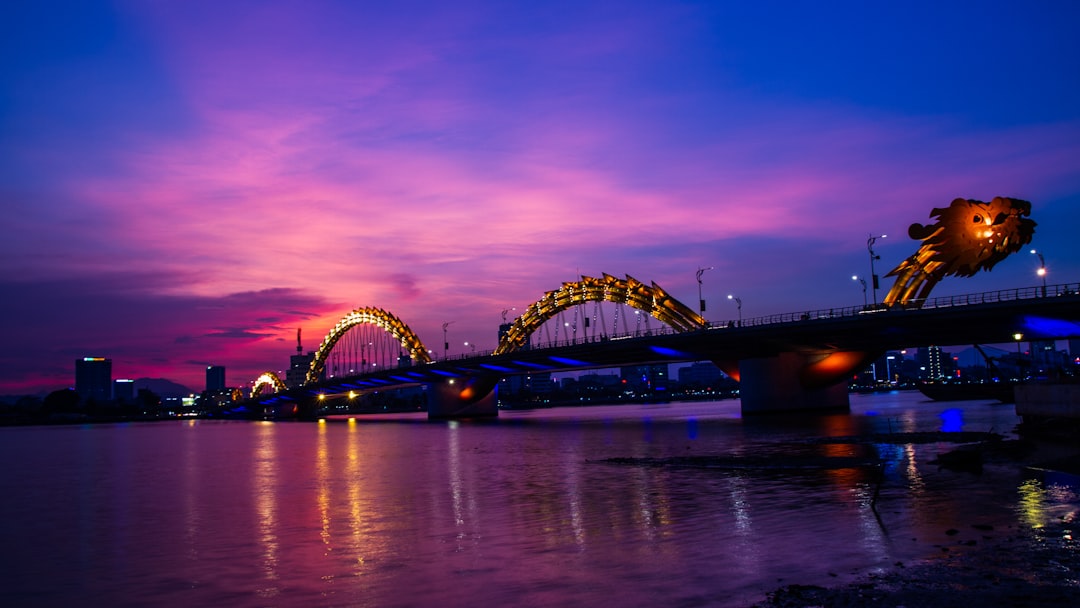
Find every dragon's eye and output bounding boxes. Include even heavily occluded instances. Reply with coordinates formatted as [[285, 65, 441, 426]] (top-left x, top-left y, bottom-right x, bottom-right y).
[[972, 214, 983, 223]]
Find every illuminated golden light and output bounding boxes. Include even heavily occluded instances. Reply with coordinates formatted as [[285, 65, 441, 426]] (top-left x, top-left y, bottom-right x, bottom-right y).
[[307, 306, 432, 384], [318, 418, 326, 424], [494, 273, 706, 355], [251, 371, 288, 397], [797, 197, 1036, 390], [883, 197, 1035, 307], [348, 391, 356, 399], [318, 394, 326, 400]]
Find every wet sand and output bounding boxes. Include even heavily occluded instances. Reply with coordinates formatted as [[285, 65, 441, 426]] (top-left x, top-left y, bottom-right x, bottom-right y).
[[753, 436, 1080, 607]]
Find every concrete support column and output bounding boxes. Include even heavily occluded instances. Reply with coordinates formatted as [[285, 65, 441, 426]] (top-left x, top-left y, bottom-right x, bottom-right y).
[[738, 352, 850, 415], [427, 376, 499, 419]]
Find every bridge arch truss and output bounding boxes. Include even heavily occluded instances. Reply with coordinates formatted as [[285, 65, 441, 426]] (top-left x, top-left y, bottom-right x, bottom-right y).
[[307, 307, 432, 385], [252, 371, 288, 398], [495, 273, 706, 355]]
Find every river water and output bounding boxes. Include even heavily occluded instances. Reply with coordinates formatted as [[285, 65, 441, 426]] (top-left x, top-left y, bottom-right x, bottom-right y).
[[1, 391, 1076, 607]]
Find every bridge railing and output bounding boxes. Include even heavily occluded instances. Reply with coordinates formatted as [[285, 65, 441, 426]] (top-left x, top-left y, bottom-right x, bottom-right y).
[[733, 282, 1079, 328], [435, 282, 1079, 359]]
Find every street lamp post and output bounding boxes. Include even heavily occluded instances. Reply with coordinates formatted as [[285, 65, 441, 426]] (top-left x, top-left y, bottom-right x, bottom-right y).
[[1030, 249, 1047, 296], [1014, 332, 1025, 379], [867, 233, 886, 305], [696, 266, 714, 319], [727, 294, 742, 326], [852, 275, 867, 307], [442, 321, 454, 360]]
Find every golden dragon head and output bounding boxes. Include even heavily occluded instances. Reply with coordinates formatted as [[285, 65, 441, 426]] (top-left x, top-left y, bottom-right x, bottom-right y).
[[883, 197, 1036, 305]]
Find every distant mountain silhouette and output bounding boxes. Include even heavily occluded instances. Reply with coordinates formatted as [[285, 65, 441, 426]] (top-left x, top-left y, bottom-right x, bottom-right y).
[[134, 378, 192, 398]]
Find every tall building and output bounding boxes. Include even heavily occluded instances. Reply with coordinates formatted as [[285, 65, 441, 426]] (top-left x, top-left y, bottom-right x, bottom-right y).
[[75, 357, 112, 401], [917, 346, 945, 380], [287, 353, 316, 387], [206, 365, 226, 392], [286, 328, 317, 387], [113, 379, 135, 402], [1030, 340, 1058, 375]]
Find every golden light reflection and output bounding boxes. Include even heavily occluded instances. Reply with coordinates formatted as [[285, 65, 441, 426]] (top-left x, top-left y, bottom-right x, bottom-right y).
[[345, 419, 368, 571], [903, 443, 925, 494], [1017, 478, 1047, 530], [253, 421, 280, 594], [316, 420, 332, 552], [182, 416, 201, 563]]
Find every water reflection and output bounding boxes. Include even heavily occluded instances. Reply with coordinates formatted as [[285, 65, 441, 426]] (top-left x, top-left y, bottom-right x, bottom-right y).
[[182, 419, 201, 563], [253, 421, 279, 598], [3, 396, 1077, 608], [1016, 475, 1080, 534], [316, 419, 331, 552]]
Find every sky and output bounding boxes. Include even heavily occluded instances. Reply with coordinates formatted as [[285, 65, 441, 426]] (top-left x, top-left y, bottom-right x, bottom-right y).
[[2, 0, 1079, 395]]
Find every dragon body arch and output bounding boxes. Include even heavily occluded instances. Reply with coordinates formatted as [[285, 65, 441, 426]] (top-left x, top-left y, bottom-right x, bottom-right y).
[[307, 307, 432, 385], [495, 273, 706, 355]]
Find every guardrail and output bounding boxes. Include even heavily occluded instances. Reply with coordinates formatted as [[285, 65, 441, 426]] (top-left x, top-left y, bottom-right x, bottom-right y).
[[734, 282, 1079, 328], [444, 282, 1079, 356]]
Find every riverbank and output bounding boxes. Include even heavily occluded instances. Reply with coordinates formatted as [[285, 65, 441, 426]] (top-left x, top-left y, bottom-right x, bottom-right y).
[[754, 437, 1080, 607], [754, 517, 1077, 607]]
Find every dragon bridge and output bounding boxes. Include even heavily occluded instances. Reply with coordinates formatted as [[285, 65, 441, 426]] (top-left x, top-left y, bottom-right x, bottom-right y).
[[799, 197, 1037, 388], [494, 273, 706, 355]]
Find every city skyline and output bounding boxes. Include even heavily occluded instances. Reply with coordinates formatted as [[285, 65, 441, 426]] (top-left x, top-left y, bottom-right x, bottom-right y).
[[3, 1, 1079, 394]]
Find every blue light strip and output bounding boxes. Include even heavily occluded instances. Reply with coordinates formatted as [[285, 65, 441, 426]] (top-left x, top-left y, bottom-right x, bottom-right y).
[[549, 356, 589, 366], [511, 360, 553, 369]]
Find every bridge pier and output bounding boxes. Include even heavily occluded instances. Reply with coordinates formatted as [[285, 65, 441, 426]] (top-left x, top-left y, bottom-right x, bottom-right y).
[[738, 352, 851, 415], [427, 376, 500, 419]]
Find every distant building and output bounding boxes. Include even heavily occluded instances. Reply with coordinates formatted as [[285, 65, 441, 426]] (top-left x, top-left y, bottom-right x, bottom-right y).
[[206, 365, 226, 392], [287, 352, 316, 387], [917, 346, 946, 380], [1029, 340, 1058, 375], [287, 328, 318, 387], [677, 362, 727, 388], [501, 373, 554, 396], [75, 357, 112, 401], [113, 379, 135, 402], [620, 364, 668, 392]]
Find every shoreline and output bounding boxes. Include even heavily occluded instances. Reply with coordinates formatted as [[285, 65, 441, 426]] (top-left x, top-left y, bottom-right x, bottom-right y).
[[753, 517, 1077, 607], [753, 439, 1080, 607]]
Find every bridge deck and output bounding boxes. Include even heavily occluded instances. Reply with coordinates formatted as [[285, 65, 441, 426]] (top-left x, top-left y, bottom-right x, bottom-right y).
[[281, 286, 1080, 400]]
